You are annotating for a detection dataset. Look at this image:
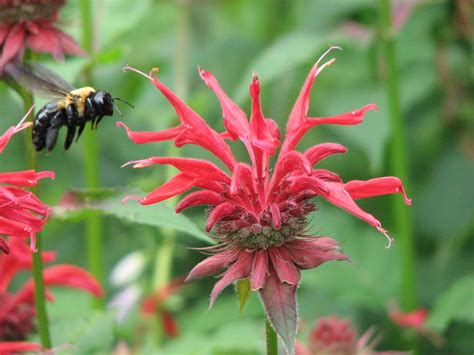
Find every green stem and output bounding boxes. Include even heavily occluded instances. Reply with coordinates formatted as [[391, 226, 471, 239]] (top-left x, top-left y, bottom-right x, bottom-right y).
[[15, 76, 52, 348], [152, 0, 190, 289], [378, 0, 415, 311], [80, 0, 105, 308], [265, 319, 278, 355]]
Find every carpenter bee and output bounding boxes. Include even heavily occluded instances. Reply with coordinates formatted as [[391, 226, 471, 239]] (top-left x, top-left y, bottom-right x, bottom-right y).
[[4, 62, 131, 152]]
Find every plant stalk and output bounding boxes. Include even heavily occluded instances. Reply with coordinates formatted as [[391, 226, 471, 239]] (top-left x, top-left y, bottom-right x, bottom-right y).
[[265, 318, 278, 355], [152, 0, 190, 290], [80, 0, 105, 308], [15, 77, 52, 348], [378, 0, 415, 311]]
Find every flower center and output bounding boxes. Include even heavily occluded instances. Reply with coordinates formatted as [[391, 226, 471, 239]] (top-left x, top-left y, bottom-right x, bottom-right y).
[[216, 200, 315, 250], [0, 0, 64, 23], [0, 294, 36, 341]]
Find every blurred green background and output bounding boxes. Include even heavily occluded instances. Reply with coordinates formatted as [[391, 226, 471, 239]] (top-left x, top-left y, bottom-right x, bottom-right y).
[[1, 0, 473, 354]]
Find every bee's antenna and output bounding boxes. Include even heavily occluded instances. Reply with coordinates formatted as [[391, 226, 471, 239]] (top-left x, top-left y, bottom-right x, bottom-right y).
[[113, 103, 124, 117], [113, 97, 135, 109]]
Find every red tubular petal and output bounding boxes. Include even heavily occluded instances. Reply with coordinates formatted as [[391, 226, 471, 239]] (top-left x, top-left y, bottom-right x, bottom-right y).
[[185, 249, 240, 282], [0, 237, 9, 254], [206, 202, 239, 232], [286, 239, 348, 270], [116, 121, 184, 144], [250, 250, 268, 290], [287, 175, 329, 196], [318, 180, 387, 231], [313, 169, 342, 183], [230, 163, 256, 196], [43, 265, 104, 298], [345, 176, 412, 205], [0, 170, 55, 187], [209, 250, 253, 307], [149, 74, 237, 170], [0, 342, 43, 353], [272, 151, 312, 188], [270, 203, 281, 229], [304, 143, 347, 166], [198, 66, 250, 143], [56, 30, 87, 56], [176, 190, 223, 213], [128, 157, 230, 183], [308, 103, 377, 126], [26, 26, 61, 56], [268, 247, 300, 285], [0, 24, 25, 69], [125, 173, 196, 205]]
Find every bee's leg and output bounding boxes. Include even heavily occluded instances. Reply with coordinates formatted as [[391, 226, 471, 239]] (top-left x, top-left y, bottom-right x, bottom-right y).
[[94, 115, 105, 129], [76, 122, 86, 142], [66, 104, 78, 126], [64, 125, 77, 150], [46, 110, 65, 152], [90, 115, 97, 130], [45, 128, 60, 152]]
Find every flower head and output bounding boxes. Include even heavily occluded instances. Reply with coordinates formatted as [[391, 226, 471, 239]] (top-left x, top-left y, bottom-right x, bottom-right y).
[[0, 237, 103, 344], [296, 316, 405, 355], [119, 47, 411, 353], [0, 0, 85, 70], [0, 107, 55, 253]]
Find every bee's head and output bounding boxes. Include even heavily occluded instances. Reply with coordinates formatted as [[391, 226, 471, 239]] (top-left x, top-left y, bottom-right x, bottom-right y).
[[93, 91, 114, 116]]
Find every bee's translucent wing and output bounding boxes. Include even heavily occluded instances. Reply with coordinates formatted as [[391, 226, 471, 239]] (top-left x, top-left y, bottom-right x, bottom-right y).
[[4, 61, 74, 99]]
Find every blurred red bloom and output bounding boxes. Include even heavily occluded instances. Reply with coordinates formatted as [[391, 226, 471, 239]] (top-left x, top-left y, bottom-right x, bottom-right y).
[[389, 309, 428, 329], [0, 237, 103, 344], [0, 108, 55, 253], [389, 308, 444, 347], [141, 277, 185, 338], [118, 47, 411, 352], [297, 316, 404, 355], [0, 0, 85, 70]]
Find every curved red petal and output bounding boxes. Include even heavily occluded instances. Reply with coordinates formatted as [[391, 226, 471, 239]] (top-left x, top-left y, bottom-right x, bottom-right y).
[[209, 250, 253, 307], [176, 190, 223, 213], [42, 264, 104, 298], [345, 176, 412, 205], [304, 143, 347, 166], [206, 202, 239, 232], [185, 249, 240, 282]]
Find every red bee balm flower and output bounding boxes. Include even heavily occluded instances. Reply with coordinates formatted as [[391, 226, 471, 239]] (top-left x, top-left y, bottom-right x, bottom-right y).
[[118, 47, 411, 353], [0, 237, 103, 345], [0, 108, 55, 253], [0, 0, 85, 70]]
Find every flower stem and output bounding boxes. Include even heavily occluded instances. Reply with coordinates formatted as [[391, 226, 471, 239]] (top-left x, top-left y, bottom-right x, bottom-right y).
[[80, 0, 105, 308], [378, 0, 415, 311], [15, 71, 52, 348], [152, 0, 189, 289], [265, 318, 278, 355]]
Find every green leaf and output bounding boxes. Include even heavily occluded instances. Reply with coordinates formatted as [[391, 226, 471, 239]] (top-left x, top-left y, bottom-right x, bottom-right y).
[[52, 189, 213, 244], [427, 274, 474, 333], [234, 32, 347, 102], [236, 278, 252, 315]]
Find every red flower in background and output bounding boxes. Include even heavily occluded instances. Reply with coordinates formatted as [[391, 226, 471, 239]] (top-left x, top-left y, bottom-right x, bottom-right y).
[[141, 277, 185, 338], [0, 237, 103, 347], [296, 316, 404, 355], [0, 0, 85, 70], [0, 107, 54, 253], [118, 47, 411, 352]]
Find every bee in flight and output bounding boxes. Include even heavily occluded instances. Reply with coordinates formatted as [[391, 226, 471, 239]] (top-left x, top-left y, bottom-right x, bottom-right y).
[[4, 62, 131, 152]]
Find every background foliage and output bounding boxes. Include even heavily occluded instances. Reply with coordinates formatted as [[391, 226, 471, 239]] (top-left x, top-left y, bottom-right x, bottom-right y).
[[1, 0, 472, 354]]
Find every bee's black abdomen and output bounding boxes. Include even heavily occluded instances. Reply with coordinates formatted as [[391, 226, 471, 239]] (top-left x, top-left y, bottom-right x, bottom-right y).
[[32, 102, 65, 152]]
